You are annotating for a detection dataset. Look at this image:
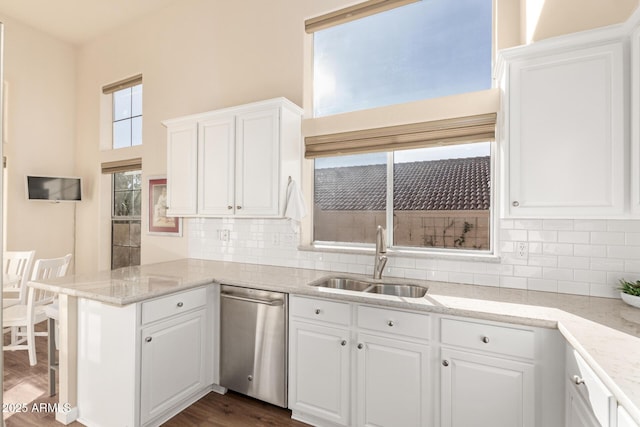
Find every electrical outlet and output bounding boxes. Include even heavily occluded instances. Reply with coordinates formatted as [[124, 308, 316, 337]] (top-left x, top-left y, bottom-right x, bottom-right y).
[[516, 242, 528, 259], [217, 229, 230, 242]]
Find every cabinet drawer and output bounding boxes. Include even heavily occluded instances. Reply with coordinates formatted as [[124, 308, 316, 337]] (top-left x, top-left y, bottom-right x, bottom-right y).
[[357, 305, 430, 340], [290, 296, 351, 326], [142, 287, 208, 325], [440, 318, 534, 359], [567, 348, 616, 427]]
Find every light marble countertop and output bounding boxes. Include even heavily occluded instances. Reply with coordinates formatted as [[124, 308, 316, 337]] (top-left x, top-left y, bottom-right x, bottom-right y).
[[31, 258, 640, 423]]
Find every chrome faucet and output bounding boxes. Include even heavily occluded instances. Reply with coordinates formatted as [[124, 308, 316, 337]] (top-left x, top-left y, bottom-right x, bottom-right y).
[[373, 225, 388, 279]]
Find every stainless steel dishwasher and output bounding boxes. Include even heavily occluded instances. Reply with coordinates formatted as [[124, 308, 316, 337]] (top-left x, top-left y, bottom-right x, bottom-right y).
[[220, 285, 288, 407]]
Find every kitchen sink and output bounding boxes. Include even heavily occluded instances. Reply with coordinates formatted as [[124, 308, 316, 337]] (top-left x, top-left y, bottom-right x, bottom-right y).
[[311, 276, 428, 298], [315, 277, 373, 292], [363, 284, 428, 298]]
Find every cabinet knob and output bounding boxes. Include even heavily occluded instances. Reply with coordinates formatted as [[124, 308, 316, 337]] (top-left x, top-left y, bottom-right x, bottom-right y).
[[247, 375, 253, 382], [177, 302, 184, 308], [237, 206, 242, 210], [340, 340, 347, 346], [442, 360, 449, 367], [572, 375, 584, 385], [357, 343, 364, 350], [227, 205, 233, 210], [387, 320, 394, 327], [481, 336, 490, 344], [145, 337, 152, 343], [512, 201, 520, 207], [315, 309, 321, 315]]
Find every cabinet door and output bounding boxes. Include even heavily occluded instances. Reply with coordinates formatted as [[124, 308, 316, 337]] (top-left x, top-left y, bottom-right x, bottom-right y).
[[356, 333, 431, 427], [198, 116, 236, 216], [440, 348, 535, 427], [140, 309, 207, 425], [289, 321, 350, 426], [618, 406, 640, 427], [166, 122, 198, 216], [506, 42, 624, 217], [235, 108, 280, 216], [567, 385, 601, 427], [632, 26, 640, 215]]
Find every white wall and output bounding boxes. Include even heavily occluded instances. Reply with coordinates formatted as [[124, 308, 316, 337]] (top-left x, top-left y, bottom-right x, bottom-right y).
[[0, 14, 77, 266], [74, 0, 353, 274]]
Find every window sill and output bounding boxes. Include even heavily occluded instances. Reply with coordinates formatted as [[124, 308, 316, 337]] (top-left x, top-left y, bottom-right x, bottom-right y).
[[298, 244, 501, 263]]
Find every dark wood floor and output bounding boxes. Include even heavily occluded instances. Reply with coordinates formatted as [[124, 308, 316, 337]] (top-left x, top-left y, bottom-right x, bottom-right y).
[[3, 324, 307, 426]]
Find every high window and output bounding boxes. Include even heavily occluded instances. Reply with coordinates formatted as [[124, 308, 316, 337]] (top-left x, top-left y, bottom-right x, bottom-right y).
[[102, 74, 143, 149], [312, 0, 492, 117], [307, 1, 495, 253]]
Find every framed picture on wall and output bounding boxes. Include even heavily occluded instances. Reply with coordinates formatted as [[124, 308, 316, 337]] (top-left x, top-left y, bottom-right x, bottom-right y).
[[148, 176, 181, 236]]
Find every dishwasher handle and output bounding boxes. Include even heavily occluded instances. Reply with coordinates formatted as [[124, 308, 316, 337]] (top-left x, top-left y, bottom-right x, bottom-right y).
[[221, 291, 284, 306]]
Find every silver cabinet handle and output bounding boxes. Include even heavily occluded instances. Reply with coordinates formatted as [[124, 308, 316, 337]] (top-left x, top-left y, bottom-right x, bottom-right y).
[[442, 360, 449, 367], [247, 375, 253, 382], [512, 201, 520, 207], [341, 340, 347, 346], [387, 320, 394, 327], [357, 343, 364, 350], [177, 302, 184, 308], [145, 337, 152, 343], [315, 309, 321, 315], [481, 336, 490, 343], [573, 375, 584, 385], [237, 206, 242, 210], [227, 205, 233, 210]]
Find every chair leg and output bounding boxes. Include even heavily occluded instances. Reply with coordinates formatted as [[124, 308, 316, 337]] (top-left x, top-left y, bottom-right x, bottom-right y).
[[27, 324, 36, 366]]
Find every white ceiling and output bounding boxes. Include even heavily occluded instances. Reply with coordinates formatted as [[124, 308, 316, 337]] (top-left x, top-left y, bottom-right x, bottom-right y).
[[0, 0, 177, 45]]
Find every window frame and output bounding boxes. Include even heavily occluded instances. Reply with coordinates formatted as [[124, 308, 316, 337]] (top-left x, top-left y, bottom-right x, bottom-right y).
[[311, 143, 496, 256]]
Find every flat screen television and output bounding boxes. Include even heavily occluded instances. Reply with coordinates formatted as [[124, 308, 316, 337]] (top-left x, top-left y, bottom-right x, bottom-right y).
[[26, 175, 82, 202]]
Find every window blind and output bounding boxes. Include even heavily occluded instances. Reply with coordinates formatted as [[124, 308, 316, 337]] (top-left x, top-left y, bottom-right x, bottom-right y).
[[305, 0, 419, 33], [101, 158, 142, 174], [102, 74, 142, 94], [304, 113, 496, 158]]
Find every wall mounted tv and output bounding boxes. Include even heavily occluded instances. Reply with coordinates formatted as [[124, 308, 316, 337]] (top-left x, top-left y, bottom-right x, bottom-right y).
[[26, 175, 82, 202]]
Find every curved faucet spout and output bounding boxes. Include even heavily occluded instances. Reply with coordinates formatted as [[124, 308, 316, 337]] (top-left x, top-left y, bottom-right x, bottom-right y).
[[373, 226, 387, 279]]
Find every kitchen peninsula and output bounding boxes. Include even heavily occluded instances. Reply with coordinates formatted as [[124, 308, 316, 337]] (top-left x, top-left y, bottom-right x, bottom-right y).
[[31, 258, 640, 427]]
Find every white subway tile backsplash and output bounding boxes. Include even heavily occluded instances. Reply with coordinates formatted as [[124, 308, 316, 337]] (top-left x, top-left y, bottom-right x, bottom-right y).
[[591, 231, 625, 245], [187, 217, 640, 299], [528, 230, 558, 242], [542, 219, 574, 230], [574, 244, 607, 257], [557, 231, 590, 244]]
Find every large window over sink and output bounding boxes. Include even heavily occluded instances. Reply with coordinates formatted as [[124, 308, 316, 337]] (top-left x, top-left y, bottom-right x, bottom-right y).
[[314, 142, 492, 252]]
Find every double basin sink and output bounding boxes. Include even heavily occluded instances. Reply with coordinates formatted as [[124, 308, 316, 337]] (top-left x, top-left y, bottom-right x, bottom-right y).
[[311, 276, 428, 298]]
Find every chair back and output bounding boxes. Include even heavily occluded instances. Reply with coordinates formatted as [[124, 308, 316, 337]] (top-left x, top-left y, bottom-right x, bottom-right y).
[[27, 254, 72, 309], [3, 250, 36, 304]]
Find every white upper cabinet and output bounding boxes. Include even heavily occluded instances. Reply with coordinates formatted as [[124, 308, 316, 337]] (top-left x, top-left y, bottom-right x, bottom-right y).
[[163, 98, 303, 217], [498, 28, 626, 218], [631, 22, 640, 215], [166, 122, 198, 216]]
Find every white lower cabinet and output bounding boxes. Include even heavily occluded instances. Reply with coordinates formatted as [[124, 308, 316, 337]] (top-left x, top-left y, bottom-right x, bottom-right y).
[[356, 333, 430, 427], [565, 346, 617, 427], [289, 321, 351, 425], [140, 308, 208, 425], [288, 296, 431, 427], [440, 348, 535, 427], [77, 286, 216, 427]]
